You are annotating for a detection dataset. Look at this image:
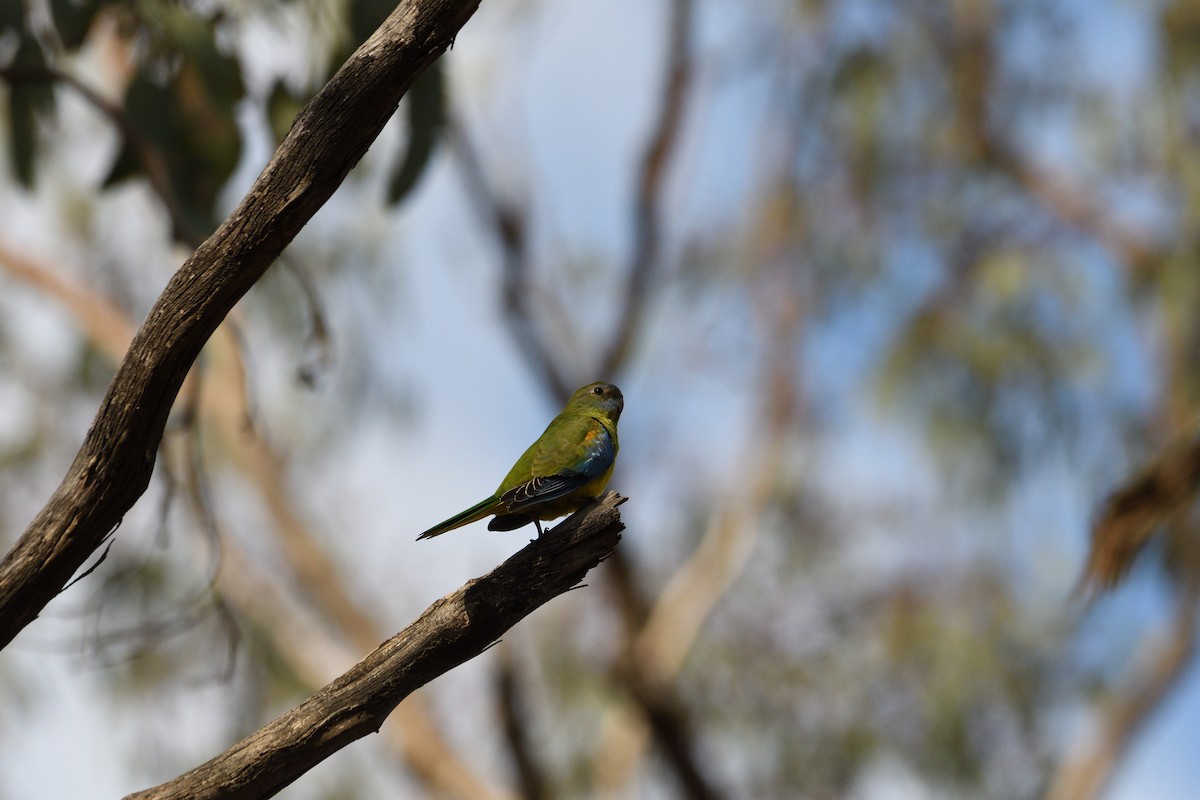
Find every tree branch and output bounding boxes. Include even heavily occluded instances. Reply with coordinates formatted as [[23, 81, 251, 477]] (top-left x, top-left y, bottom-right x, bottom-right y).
[[495, 648, 549, 800], [0, 243, 511, 800], [937, 2, 1164, 280], [0, 0, 482, 651], [448, 120, 575, 401], [597, 0, 693, 378], [124, 492, 626, 800], [1047, 582, 1199, 800], [453, 2, 718, 795], [1079, 433, 1200, 593]]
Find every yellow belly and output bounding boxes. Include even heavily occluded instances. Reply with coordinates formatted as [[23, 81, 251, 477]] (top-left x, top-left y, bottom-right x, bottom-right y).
[[529, 464, 614, 520]]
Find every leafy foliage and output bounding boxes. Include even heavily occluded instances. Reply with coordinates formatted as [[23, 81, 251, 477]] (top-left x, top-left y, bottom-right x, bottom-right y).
[[2, 0, 443, 240]]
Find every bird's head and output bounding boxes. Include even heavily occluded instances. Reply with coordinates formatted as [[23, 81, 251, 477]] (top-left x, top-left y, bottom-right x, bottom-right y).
[[568, 382, 624, 423]]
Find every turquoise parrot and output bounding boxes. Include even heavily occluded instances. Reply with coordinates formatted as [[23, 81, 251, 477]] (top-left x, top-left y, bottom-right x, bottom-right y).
[[417, 382, 623, 540]]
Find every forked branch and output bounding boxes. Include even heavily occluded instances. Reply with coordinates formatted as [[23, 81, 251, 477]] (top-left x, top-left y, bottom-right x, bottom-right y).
[[0, 0, 482, 650]]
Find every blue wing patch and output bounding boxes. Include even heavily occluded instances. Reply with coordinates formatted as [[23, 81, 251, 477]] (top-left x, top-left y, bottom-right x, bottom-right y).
[[501, 421, 615, 513], [572, 419, 616, 479]]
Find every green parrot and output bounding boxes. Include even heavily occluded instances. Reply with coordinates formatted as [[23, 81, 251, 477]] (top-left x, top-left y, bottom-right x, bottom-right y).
[[417, 382, 623, 539]]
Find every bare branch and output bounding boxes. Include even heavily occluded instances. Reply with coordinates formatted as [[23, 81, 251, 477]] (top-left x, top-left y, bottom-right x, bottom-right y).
[[213, 514, 517, 800], [456, 2, 718, 794], [448, 120, 574, 400], [0, 240, 136, 359], [939, 3, 1164, 280], [597, 0, 693, 378], [0, 0, 482, 651], [495, 648, 549, 800], [1079, 434, 1200, 594], [593, 260, 801, 795], [124, 493, 626, 800], [617, 664, 719, 800], [1047, 585, 1199, 800], [603, 580, 725, 800], [451, 0, 693, 391], [0, 245, 511, 800]]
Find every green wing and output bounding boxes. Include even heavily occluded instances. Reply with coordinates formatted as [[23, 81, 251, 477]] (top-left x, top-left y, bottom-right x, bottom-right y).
[[419, 407, 618, 541], [497, 414, 616, 512]]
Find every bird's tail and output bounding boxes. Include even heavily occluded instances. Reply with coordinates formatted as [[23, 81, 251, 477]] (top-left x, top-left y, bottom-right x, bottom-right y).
[[416, 495, 501, 540]]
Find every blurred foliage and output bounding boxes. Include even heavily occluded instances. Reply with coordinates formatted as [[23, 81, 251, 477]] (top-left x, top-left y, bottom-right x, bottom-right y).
[[101, 4, 245, 238], [4, 0, 1200, 799], [0, 0, 442, 242], [6, 36, 55, 188]]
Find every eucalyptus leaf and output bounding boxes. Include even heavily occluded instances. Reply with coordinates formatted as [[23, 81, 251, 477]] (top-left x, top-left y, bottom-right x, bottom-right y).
[[387, 60, 444, 206], [6, 37, 55, 188]]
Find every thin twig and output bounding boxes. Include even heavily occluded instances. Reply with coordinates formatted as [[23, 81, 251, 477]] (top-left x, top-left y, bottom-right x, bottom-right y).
[[448, 120, 573, 400], [932, 3, 1163, 280], [278, 256, 334, 387], [456, 1, 719, 796], [597, 0, 694, 378]]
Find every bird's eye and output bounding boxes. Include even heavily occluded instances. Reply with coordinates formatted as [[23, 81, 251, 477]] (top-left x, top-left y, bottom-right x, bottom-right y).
[[592, 386, 604, 395]]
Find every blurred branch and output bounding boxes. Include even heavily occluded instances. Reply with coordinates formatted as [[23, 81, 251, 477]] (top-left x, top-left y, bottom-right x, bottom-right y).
[[124, 493, 627, 800], [0, 245, 509, 800], [618, 665, 718, 800], [495, 648, 549, 800], [594, 258, 801, 794], [1, 44, 334, 364], [597, 0, 693, 378], [448, 120, 573, 400], [213, 521, 517, 800], [0, 240, 135, 359], [283, 258, 334, 386], [203, 338, 506, 798], [983, 140, 1164, 279], [0, 0, 481, 652], [1047, 583, 1199, 800], [452, 0, 693, 387], [1078, 433, 1200, 594], [937, 1, 1163, 279], [458, 1, 718, 795]]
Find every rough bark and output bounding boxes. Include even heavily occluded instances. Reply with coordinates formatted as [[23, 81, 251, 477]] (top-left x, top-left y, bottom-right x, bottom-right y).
[[124, 493, 625, 800], [0, 0, 482, 650]]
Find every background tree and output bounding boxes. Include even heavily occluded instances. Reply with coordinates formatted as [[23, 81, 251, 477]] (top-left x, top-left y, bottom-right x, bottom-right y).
[[2, 0, 1200, 798]]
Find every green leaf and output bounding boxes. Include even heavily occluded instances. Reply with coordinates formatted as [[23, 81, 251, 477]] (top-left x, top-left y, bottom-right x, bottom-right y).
[[266, 79, 308, 143], [387, 60, 444, 206], [0, 0, 24, 35], [349, 0, 397, 46], [119, 74, 175, 150], [102, 75, 170, 190], [49, 0, 104, 50], [100, 138, 143, 188], [101, 9, 245, 238], [9, 86, 38, 188], [6, 37, 55, 188]]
